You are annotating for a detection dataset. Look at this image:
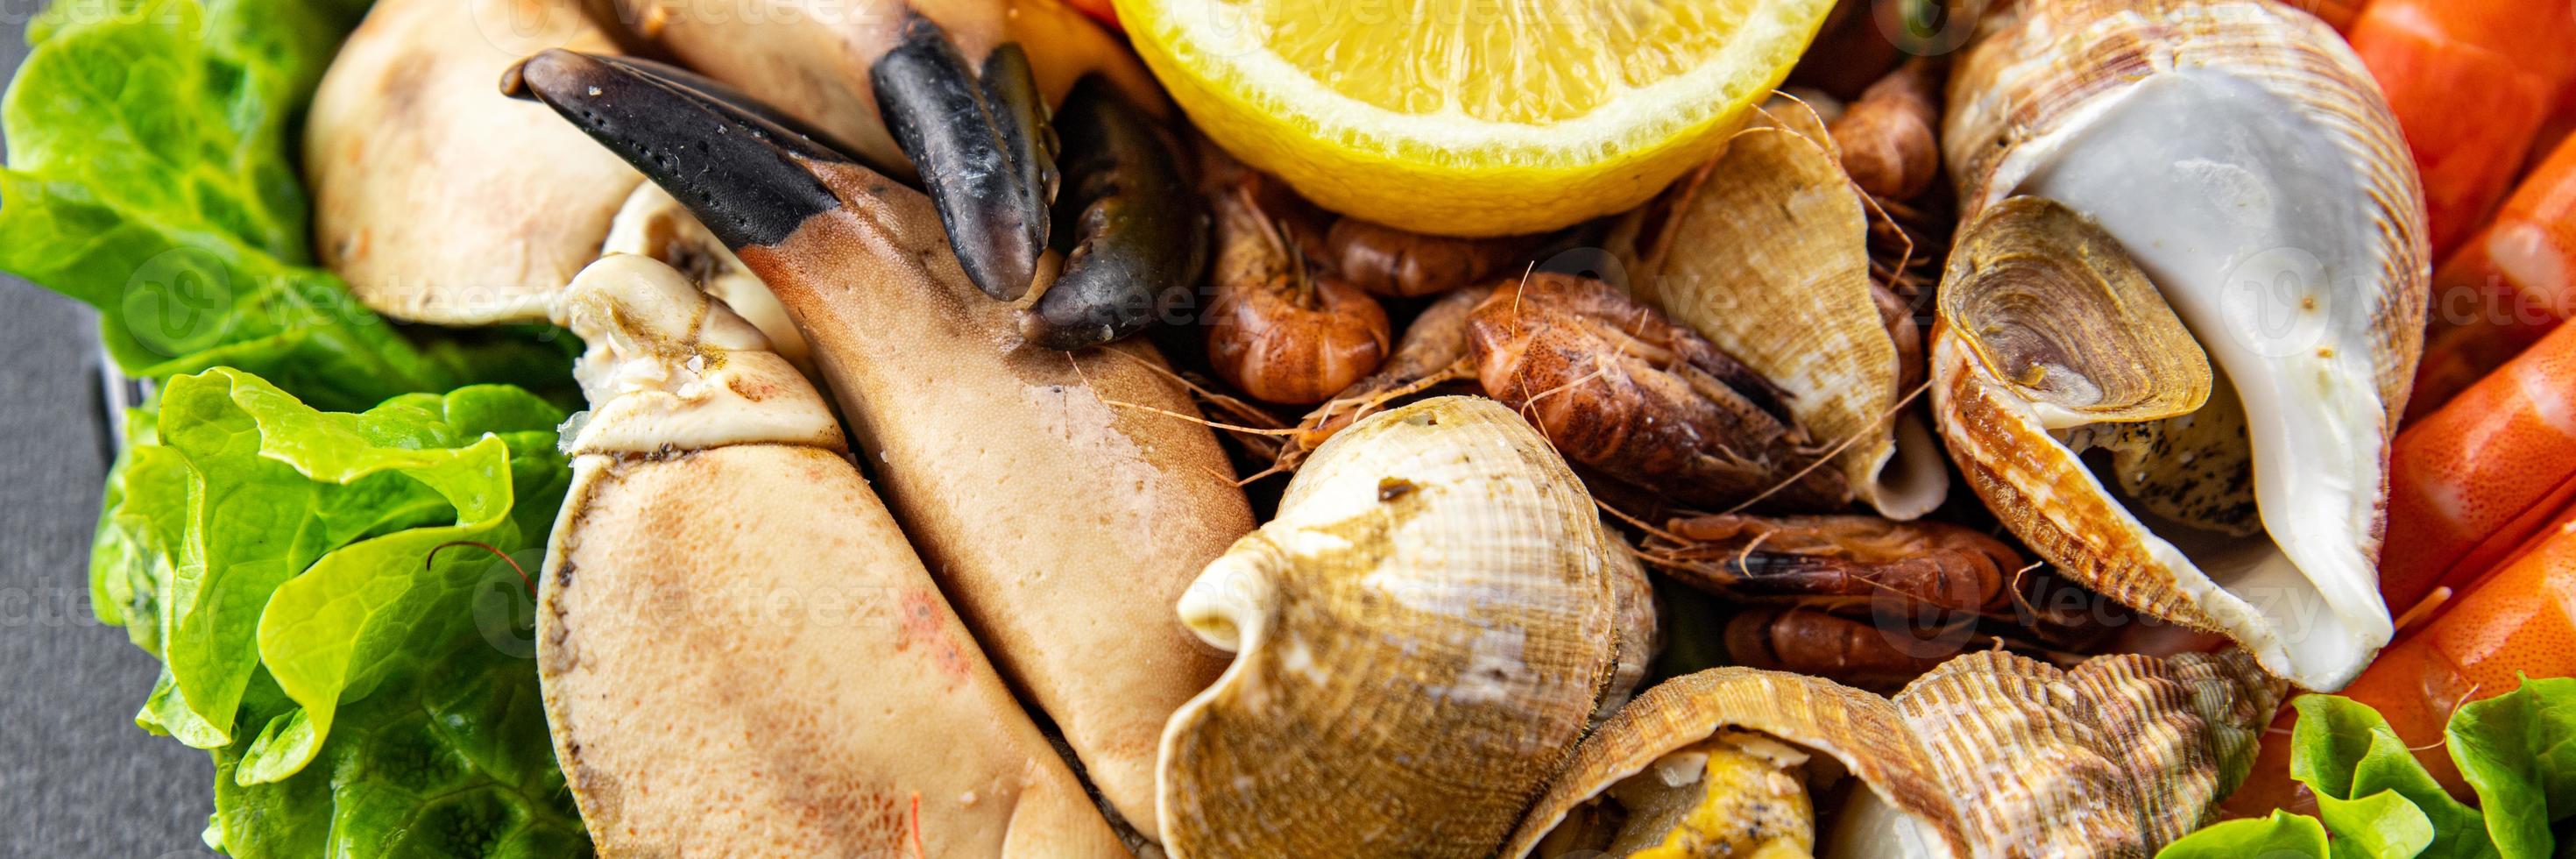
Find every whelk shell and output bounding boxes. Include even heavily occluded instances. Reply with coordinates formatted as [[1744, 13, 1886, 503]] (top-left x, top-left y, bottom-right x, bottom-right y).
[[1507, 649, 2285, 858], [1613, 99, 1950, 520], [1937, 0, 2429, 690], [1157, 395, 1653, 857]]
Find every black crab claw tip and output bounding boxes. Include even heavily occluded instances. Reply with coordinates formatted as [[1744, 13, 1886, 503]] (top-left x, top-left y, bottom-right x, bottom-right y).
[[873, 18, 1054, 302], [502, 48, 846, 252], [1017, 78, 1208, 351]]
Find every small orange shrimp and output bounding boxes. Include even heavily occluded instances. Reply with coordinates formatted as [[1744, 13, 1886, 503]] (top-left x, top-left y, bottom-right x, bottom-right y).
[[1319, 217, 1530, 299], [2409, 134, 2576, 417], [2346, 0, 2576, 257], [1466, 273, 1851, 510], [2381, 319, 2576, 619], [1829, 58, 1943, 202]]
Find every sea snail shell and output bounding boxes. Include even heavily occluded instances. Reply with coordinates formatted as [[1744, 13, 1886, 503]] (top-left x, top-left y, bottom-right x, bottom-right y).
[[1157, 395, 1656, 857]]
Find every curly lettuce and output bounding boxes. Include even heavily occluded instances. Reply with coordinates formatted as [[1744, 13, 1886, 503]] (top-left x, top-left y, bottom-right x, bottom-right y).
[[92, 368, 584, 855], [0, 0, 570, 411], [2162, 678, 2576, 859]]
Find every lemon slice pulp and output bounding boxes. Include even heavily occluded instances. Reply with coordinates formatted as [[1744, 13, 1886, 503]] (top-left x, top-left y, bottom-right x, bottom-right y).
[[1116, 0, 1836, 236]]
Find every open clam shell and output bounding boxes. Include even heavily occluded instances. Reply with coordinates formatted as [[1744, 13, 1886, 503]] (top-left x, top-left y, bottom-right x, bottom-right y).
[[1507, 649, 2284, 858], [1613, 100, 1950, 520], [1936, 0, 2427, 690], [1157, 395, 1648, 857]]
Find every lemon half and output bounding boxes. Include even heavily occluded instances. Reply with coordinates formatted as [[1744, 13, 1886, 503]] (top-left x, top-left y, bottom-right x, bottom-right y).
[[1115, 0, 1836, 236]]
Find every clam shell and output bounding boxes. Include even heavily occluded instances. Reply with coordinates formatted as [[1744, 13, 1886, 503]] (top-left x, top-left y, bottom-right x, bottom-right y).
[[1157, 395, 1637, 857], [1936, 0, 2426, 690], [1507, 650, 2285, 858], [1614, 100, 1950, 520]]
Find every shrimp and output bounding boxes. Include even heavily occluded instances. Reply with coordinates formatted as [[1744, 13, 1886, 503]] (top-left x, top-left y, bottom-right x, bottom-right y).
[[1200, 164, 1392, 406], [2381, 319, 2576, 618], [1829, 58, 1943, 202], [1645, 514, 2021, 616], [2346, 0, 2576, 257], [1645, 513, 2108, 692], [1465, 273, 1851, 510], [1320, 217, 1532, 298], [2410, 135, 2576, 417]]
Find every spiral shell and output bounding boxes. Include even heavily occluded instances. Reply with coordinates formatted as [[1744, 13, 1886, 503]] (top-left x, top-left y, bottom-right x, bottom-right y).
[[1935, 0, 2427, 691], [1612, 99, 1950, 519], [1507, 649, 2285, 858], [1157, 395, 1651, 857]]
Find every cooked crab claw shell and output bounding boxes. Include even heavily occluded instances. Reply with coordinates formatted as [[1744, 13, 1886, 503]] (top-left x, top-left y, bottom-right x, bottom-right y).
[[538, 254, 1126, 855], [1019, 77, 1208, 351], [873, 17, 1056, 301], [510, 46, 1256, 841], [504, 49, 846, 251]]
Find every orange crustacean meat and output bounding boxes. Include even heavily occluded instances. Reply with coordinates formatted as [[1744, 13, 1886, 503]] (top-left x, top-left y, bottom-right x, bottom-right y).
[[2410, 135, 2576, 417], [2346, 0, 2576, 258], [2381, 319, 2576, 618]]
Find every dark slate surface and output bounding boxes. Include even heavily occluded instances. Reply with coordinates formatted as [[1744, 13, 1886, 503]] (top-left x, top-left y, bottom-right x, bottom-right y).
[[0, 7, 227, 856]]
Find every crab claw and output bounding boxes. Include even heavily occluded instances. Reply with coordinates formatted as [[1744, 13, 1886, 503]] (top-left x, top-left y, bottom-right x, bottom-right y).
[[1019, 78, 1208, 351], [874, 17, 1057, 302], [503, 49, 846, 250], [506, 47, 1255, 843]]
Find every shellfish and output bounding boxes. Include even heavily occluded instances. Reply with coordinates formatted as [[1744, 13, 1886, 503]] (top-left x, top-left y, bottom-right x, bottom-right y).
[[1508, 649, 2286, 858], [510, 51, 1254, 840], [537, 254, 1125, 855], [306, 0, 643, 323], [1157, 395, 1655, 857], [1936, 0, 2430, 691], [1611, 99, 1950, 520]]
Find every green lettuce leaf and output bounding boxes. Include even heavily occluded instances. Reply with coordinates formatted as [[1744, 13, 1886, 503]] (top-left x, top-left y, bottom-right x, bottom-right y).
[[89, 368, 584, 855], [2162, 811, 2332, 858], [2449, 677, 2576, 859], [0, 0, 571, 410], [208, 628, 587, 857], [2166, 678, 2576, 859], [2293, 695, 2492, 859]]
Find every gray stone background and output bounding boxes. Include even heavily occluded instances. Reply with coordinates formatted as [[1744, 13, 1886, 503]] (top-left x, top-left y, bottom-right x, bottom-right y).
[[0, 3, 226, 855]]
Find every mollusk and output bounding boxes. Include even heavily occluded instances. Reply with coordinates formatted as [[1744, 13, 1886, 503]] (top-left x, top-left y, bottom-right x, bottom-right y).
[[1936, 0, 2429, 691], [1158, 395, 1655, 857], [1612, 99, 1950, 520], [1508, 649, 2285, 858]]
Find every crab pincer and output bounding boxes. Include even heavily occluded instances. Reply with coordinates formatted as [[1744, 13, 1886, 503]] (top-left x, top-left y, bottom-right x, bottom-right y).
[[505, 48, 1254, 842], [872, 17, 1059, 301], [1019, 77, 1209, 350], [605, 2, 1197, 333]]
